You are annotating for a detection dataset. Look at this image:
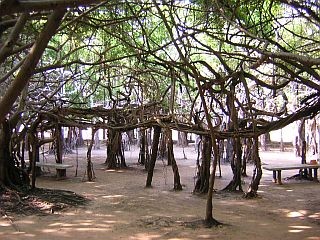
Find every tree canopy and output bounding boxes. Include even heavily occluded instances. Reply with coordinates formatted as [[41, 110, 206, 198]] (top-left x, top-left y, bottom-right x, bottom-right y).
[[0, 0, 319, 133]]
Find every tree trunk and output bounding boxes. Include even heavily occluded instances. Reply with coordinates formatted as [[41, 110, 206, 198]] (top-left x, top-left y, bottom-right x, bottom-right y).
[[146, 126, 161, 187], [0, 120, 29, 188], [204, 137, 221, 226], [64, 127, 74, 153], [167, 129, 182, 190], [223, 136, 243, 192], [0, 121, 11, 186], [244, 136, 262, 198], [138, 128, 146, 165], [55, 124, 65, 178], [77, 128, 85, 147], [300, 140, 309, 178], [225, 138, 233, 163], [158, 131, 168, 161], [86, 128, 97, 181], [29, 133, 40, 189], [138, 128, 149, 169], [194, 136, 211, 194], [223, 86, 243, 192], [105, 129, 126, 169], [242, 138, 253, 177], [297, 118, 306, 157], [261, 133, 270, 151], [310, 118, 318, 155], [93, 129, 100, 150], [178, 131, 188, 147]]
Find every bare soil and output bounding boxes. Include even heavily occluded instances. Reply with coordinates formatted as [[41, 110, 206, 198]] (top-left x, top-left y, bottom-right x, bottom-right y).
[[0, 145, 319, 240]]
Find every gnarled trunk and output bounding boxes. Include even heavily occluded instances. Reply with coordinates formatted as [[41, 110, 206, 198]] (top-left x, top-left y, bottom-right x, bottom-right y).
[[245, 136, 262, 198], [223, 136, 243, 192], [0, 120, 29, 188], [105, 129, 126, 169], [194, 136, 211, 194]]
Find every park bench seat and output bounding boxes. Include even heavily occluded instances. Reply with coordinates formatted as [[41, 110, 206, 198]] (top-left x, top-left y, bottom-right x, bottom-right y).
[[34, 162, 73, 169], [26, 161, 73, 179], [263, 163, 319, 185]]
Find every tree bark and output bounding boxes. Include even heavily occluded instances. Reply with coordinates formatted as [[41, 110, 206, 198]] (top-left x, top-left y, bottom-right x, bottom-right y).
[[0, 121, 11, 186], [105, 129, 126, 169], [244, 136, 263, 198], [194, 136, 211, 194], [158, 131, 168, 161], [55, 124, 66, 178], [86, 128, 97, 181], [204, 137, 221, 226], [242, 138, 253, 177], [167, 129, 182, 190], [146, 126, 161, 187]]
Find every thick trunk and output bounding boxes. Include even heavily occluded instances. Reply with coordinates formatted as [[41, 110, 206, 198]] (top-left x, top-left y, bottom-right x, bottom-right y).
[[65, 127, 76, 153], [194, 136, 211, 194], [223, 136, 243, 192], [146, 126, 161, 187], [261, 133, 270, 151], [105, 130, 126, 169], [0, 121, 10, 185], [0, 121, 29, 188]]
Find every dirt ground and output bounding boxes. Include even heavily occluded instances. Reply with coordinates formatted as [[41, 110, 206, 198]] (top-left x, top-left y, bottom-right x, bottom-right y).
[[0, 144, 319, 240]]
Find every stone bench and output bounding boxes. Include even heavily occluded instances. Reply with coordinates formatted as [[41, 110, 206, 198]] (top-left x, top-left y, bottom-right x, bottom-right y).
[[26, 161, 73, 179], [263, 164, 319, 185]]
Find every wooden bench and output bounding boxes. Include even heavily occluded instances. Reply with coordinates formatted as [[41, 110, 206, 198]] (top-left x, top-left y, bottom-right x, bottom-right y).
[[26, 162, 73, 179], [263, 164, 319, 185]]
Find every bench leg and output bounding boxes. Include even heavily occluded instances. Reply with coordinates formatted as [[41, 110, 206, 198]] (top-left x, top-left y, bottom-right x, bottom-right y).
[[273, 171, 277, 183], [313, 168, 318, 182], [277, 170, 282, 185], [56, 169, 66, 179]]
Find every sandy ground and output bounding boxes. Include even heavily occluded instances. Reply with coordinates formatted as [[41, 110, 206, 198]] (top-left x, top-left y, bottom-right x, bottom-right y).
[[0, 144, 319, 240]]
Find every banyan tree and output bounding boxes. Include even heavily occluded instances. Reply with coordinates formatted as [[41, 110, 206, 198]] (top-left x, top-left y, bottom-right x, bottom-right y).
[[0, 0, 320, 226]]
